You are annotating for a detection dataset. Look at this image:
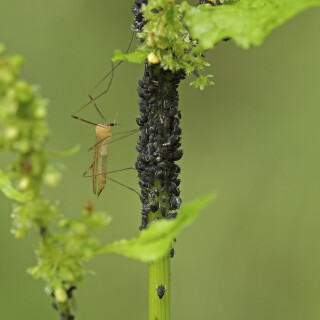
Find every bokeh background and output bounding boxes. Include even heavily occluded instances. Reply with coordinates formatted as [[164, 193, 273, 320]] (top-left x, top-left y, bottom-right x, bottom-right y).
[[0, 1, 319, 320]]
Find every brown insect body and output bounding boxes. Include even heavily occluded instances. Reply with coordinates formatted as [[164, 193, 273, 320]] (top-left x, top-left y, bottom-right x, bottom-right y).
[[93, 124, 112, 196]]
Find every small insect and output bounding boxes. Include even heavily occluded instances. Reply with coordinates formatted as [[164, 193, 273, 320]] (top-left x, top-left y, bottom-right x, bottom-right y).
[[71, 33, 139, 197], [157, 285, 165, 299], [81, 118, 139, 197]]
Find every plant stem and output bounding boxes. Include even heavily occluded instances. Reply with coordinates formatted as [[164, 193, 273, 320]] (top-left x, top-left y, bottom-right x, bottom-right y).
[[58, 301, 73, 320], [132, 2, 185, 320], [149, 256, 171, 320]]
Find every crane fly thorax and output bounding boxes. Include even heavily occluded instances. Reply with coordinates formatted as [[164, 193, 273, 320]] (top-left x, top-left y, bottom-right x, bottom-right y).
[[95, 124, 112, 139]]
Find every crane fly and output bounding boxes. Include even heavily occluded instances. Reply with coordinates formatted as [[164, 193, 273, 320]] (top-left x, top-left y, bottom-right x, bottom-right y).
[[71, 32, 139, 197]]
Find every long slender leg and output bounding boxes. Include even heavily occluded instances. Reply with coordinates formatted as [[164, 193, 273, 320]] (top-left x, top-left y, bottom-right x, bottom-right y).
[[83, 147, 102, 177], [88, 130, 138, 151], [71, 32, 135, 124], [83, 130, 137, 176], [88, 32, 135, 96], [107, 177, 140, 197], [83, 157, 139, 197], [112, 129, 139, 136], [88, 61, 116, 99], [71, 114, 99, 127], [84, 167, 139, 196], [88, 93, 106, 122], [83, 164, 139, 197], [83, 167, 136, 178], [109, 130, 139, 144]]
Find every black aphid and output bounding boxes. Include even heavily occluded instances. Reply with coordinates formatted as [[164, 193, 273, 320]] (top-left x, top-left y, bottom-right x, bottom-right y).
[[161, 205, 166, 217], [157, 285, 166, 299], [170, 248, 175, 258], [67, 286, 76, 298], [150, 201, 159, 213], [167, 212, 177, 220]]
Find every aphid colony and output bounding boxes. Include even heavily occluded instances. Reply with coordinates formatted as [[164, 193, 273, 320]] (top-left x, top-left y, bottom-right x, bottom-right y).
[[132, 0, 148, 33], [198, 0, 224, 4], [135, 64, 185, 229]]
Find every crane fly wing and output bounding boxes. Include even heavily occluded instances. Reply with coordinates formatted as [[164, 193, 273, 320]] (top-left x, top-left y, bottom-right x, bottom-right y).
[[92, 136, 99, 195], [83, 137, 108, 177], [96, 137, 111, 196], [83, 127, 137, 197]]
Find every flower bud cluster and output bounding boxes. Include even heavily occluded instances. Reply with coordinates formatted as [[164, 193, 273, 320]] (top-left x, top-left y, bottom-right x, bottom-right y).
[[0, 44, 110, 320]]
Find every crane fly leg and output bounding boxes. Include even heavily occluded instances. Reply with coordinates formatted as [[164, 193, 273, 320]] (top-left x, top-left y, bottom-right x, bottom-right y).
[[83, 167, 139, 196], [112, 129, 139, 136], [83, 167, 136, 178], [88, 130, 138, 151], [71, 32, 136, 126], [107, 177, 140, 196]]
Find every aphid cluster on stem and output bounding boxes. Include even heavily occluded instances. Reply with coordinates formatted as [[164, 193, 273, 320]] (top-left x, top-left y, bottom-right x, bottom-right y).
[[132, 0, 148, 34], [51, 286, 76, 320], [198, 0, 223, 5], [136, 63, 185, 229]]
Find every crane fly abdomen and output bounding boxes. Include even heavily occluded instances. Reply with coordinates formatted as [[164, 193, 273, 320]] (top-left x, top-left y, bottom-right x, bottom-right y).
[[93, 124, 112, 196]]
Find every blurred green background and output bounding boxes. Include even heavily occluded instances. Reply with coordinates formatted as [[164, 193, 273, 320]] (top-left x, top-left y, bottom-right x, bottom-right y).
[[0, 1, 320, 320]]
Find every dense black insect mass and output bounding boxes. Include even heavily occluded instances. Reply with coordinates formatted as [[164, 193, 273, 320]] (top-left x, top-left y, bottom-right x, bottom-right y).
[[133, 0, 185, 230], [157, 285, 166, 299], [132, 0, 148, 34], [198, 0, 222, 4], [170, 248, 175, 258], [136, 64, 185, 229]]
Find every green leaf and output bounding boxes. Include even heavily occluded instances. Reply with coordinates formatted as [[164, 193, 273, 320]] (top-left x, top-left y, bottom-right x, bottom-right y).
[[181, 0, 320, 50], [0, 170, 32, 202], [46, 144, 81, 157], [112, 50, 147, 64], [99, 193, 216, 262]]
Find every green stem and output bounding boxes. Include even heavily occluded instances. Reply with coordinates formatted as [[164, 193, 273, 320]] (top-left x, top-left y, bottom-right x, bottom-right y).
[[149, 256, 170, 320], [57, 301, 73, 320]]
